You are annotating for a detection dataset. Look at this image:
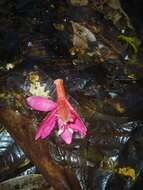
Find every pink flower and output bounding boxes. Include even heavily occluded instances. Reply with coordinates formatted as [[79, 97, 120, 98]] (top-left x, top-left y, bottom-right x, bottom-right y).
[[26, 79, 87, 144]]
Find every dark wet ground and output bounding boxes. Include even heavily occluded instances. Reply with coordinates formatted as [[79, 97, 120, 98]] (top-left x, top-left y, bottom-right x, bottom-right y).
[[1, 0, 143, 190]]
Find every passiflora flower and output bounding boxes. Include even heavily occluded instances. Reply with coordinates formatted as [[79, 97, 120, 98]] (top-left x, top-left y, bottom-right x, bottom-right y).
[[27, 79, 87, 144]]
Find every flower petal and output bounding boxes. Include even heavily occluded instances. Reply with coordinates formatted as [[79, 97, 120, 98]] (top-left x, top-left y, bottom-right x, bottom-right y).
[[65, 99, 87, 136], [27, 96, 57, 111], [69, 117, 87, 137], [57, 118, 65, 135], [35, 109, 57, 140], [60, 127, 73, 144]]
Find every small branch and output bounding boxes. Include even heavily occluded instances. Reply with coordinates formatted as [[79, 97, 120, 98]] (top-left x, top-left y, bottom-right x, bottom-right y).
[[0, 109, 81, 190]]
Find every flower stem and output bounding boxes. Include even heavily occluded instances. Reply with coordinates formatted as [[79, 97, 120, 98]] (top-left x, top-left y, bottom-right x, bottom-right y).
[[54, 79, 66, 99]]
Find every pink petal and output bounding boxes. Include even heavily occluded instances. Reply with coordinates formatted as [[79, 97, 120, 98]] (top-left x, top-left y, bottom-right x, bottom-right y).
[[65, 99, 82, 121], [57, 118, 65, 128], [60, 127, 73, 144], [69, 117, 87, 137], [35, 109, 57, 140], [65, 99, 87, 136], [57, 99, 87, 140], [27, 96, 57, 111], [57, 118, 66, 135]]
